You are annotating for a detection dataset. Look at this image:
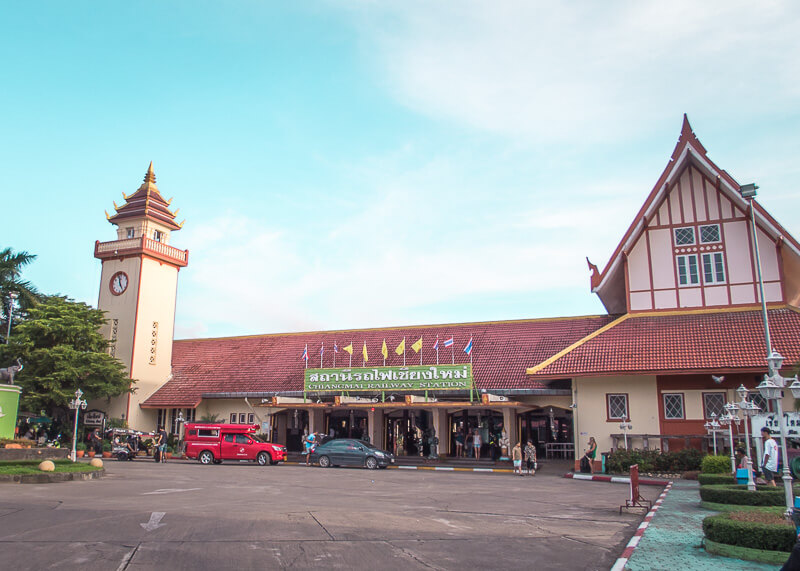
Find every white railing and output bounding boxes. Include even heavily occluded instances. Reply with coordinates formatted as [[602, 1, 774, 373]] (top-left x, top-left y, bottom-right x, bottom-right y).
[[95, 237, 187, 264]]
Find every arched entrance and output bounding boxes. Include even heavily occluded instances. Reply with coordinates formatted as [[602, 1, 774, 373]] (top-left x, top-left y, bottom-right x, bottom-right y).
[[326, 409, 368, 441], [518, 407, 573, 459]]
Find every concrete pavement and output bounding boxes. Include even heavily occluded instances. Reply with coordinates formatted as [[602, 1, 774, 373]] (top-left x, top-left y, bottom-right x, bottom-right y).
[[0, 459, 657, 570]]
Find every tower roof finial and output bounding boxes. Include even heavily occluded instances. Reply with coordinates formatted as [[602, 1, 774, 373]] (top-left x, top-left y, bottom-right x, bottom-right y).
[[144, 161, 156, 184]]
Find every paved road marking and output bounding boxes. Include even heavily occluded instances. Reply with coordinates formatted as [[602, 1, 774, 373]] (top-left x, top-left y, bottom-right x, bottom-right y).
[[140, 512, 166, 531], [141, 487, 202, 495]]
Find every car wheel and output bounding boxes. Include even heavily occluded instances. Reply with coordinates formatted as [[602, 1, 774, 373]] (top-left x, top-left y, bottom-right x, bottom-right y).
[[257, 452, 271, 466], [365, 456, 378, 470], [319, 455, 331, 468], [199, 450, 214, 465]]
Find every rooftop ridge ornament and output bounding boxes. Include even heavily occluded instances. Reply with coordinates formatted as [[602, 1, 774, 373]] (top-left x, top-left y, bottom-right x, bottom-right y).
[[144, 161, 156, 184]]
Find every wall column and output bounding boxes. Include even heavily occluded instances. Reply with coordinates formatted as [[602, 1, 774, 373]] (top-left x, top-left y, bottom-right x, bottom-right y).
[[432, 408, 447, 457], [309, 408, 324, 435], [503, 407, 517, 450]]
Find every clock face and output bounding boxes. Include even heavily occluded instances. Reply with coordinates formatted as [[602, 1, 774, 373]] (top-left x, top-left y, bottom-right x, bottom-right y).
[[110, 271, 129, 295]]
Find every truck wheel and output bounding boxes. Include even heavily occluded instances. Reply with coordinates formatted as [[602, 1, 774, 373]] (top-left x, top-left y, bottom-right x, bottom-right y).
[[198, 450, 214, 465], [319, 455, 331, 468], [365, 457, 378, 470], [257, 452, 271, 466]]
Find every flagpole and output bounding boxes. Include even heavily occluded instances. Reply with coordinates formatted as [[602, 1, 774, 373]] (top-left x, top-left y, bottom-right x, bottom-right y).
[[333, 341, 336, 368], [451, 344, 454, 365], [403, 337, 406, 367], [436, 336, 439, 365], [349, 340, 352, 368], [320, 341, 324, 368], [419, 336, 422, 366]]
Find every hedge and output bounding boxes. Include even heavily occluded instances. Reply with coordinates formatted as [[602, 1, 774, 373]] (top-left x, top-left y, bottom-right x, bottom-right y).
[[605, 448, 704, 473], [697, 473, 736, 486], [700, 454, 731, 474], [698, 484, 796, 506], [703, 513, 795, 552]]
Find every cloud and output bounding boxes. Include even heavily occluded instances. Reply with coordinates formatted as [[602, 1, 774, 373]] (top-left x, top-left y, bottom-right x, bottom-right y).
[[343, 1, 800, 143]]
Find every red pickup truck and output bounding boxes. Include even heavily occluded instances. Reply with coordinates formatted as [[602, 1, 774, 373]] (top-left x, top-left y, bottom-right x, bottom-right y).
[[184, 423, 286, 466]]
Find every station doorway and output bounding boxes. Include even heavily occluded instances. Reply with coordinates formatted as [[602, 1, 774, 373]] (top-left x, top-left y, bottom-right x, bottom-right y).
[[448, 410, 505, 460], [385, 410, 432, 457], [518, 407, 573, 458], [326, 409, 368, 441]]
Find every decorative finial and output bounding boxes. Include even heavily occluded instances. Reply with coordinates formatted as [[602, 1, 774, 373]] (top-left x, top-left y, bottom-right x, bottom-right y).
[[105, 210, 110, 220], [143, 161, 156, 184]]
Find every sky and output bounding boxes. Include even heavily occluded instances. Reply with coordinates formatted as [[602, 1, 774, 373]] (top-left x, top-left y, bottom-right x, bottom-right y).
[[2, 1, 799, 340]]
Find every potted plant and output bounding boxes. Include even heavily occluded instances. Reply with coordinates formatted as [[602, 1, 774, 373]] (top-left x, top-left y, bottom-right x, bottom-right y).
[[76, 442, 86, 458], [165, 445, 174, 459], [102, 440, 112, 458]]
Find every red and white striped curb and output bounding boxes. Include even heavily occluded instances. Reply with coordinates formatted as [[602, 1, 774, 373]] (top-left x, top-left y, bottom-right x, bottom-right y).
[[564, 473, 670, 487], [610, 481, 673, 571]]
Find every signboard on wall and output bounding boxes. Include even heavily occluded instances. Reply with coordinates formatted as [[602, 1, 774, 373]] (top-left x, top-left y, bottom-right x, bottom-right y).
[[751, 413, 800, 438], [304, 364, 473, 393], [83, 410, 105, 427]]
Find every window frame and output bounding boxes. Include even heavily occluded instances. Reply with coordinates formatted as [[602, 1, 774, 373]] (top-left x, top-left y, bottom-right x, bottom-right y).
[[662, 393, 685, 420], [153, 229, 163, 242], [606, 393, 630, 422], [701, 252, 726, 284], [676, 254, 700, 286], [126, 227, 135, 239], [703, 392, 726, 419], [674, 227, 696, 246], [699, 224, 721, 244], [229, 413, 237, 424]]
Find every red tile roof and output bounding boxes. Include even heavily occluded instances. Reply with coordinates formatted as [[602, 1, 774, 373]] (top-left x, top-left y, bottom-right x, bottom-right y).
[[527, 306, 800, 379], [142, 315, 614, 408]]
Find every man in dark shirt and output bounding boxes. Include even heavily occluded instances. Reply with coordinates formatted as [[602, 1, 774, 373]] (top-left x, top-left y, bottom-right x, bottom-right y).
[[156, 426, 168, 463]]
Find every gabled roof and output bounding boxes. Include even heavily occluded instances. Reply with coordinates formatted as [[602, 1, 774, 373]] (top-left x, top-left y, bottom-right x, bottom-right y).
[[590, 115, 800, 313], [108, 163, 182, 230], [141, 315, 614, 408], [526, 306, 800, 379]]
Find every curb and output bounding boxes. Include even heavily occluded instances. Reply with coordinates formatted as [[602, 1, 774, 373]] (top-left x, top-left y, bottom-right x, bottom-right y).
[[0, 468, 105, 484], [610, 481, 673, 571], [563, 473, 670, 487], [284, 461, 513, 473]]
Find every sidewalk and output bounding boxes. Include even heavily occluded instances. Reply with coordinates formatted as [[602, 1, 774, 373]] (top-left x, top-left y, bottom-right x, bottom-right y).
[[621, 480, 777, 570]]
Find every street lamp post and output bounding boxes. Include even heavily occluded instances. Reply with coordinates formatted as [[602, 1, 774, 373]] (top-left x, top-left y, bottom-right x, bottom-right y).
[[757, 351, 800, 516], [737, 385, 761, 491], [68, 389, 88, 462], [720, 403, 741, 474], [704, 412, 721, 454], [619, 419, 632, 450], [5, 291, 18, 344]]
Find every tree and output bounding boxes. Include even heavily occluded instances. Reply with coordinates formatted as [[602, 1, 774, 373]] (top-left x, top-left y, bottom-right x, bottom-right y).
[[0, 295, 134, 415], [0, 247, 40, 341]]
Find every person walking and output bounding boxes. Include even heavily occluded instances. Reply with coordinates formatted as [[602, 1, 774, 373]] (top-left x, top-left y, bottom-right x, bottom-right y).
[[524, 440, 537, 476], [761, 427, 779, 487], [454, 431, 464, 458], [304, 432, 316, 466], [584, 437, 597, 474], [156, 425, 167, 463], [512, 442, 523, 476], [473, 429, 482, 460]]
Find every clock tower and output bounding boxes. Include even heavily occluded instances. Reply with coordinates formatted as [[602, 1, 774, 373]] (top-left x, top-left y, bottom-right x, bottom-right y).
[[94, 163, 188, 430]]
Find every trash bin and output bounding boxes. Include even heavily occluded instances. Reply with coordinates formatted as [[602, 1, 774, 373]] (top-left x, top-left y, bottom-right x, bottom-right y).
[[601, 452, 610, 474]]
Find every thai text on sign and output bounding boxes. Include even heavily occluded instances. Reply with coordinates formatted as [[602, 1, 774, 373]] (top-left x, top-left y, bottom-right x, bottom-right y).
[[304, 364, 473, 392]]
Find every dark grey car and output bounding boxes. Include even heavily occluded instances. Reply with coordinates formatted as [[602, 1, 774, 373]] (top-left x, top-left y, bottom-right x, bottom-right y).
[[309, 438, 395, 469]]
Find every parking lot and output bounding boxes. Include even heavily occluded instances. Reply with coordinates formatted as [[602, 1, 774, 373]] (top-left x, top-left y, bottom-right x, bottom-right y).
[[0, 460, 658, 570]]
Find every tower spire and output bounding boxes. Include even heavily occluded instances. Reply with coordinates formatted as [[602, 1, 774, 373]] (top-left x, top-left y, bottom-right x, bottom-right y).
[[144, 161, 156, 184]]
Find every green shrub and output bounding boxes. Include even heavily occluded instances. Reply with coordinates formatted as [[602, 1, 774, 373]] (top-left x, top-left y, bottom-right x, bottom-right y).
[[102, 440, 112, 452], [76, 442, 86, 451], [703, 513, 794, 552], [699, 484, 790, 506], [701, 455, 731, 474], [698, 474, 736, 486], [606, 447, 705, 473]]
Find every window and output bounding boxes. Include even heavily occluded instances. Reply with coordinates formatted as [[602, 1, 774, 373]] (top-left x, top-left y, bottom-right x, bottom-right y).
[[663, 394, 685, 419], [702, 252, 726, 284], [224, 434, 235, 443], [153, 230, 163, 242], [677, 255, 700, 286], [674, 227, 695, 245], [126, 227, 135, 239], [750, 393, 771, 414], [607, 394, 629, 420], [157, 409, 166, 428], [239, 413, 247, 424], [198, 429, 218, 437], [700, 224, 721, 244], [248, 413, 255, 424], [703, 393, 726, 419], [230, 413, 237, 424], [185, 408, 196, 422]]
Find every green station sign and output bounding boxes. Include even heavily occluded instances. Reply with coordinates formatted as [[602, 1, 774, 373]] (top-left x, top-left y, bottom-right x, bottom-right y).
[[304, 364, 473, 393]]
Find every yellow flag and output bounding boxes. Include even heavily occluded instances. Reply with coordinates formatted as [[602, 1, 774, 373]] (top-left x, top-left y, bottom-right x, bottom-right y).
[[381, 339, 388, 360], [411, 337, 423, 353], [362, 341, 368, 362], [395, 338, 405, 355], [343, 343, 353, 355]]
